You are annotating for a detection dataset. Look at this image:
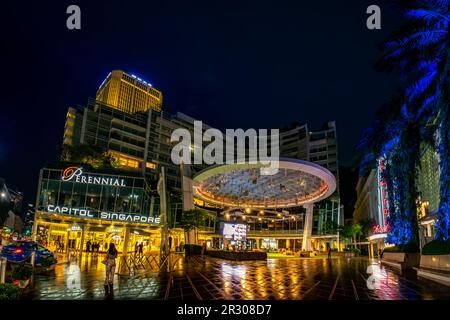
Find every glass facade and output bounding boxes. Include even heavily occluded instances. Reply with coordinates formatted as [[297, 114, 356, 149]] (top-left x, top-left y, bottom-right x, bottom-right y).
[[37, 167, 157, 220]]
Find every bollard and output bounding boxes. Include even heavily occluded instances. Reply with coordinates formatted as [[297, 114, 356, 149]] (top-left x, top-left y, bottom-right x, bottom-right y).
[[0, 257, 7, 284]]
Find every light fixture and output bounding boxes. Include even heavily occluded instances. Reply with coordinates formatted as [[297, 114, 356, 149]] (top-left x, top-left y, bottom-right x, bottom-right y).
[[259, 210, 264, 214], [245, 208, 251, 214], [0, 192, 5, 198]]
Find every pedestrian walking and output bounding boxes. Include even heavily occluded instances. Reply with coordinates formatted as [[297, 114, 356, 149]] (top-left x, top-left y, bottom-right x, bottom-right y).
[[327, 243, 332, 260], [103, 243, 118, 296], [138, 242, 144, 256], [86, 240, 91, 253], [135, 242, 139, 256]]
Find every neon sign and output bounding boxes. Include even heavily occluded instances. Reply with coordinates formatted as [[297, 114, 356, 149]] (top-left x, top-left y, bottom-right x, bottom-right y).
[[47, 205, 160, 225], [61, 167, 126, 187], [375, 158, 389, 234]]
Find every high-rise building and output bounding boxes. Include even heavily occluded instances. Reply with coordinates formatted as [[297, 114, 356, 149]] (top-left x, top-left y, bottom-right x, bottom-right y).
[[43, 70, 345, 255], [96, 70, 163, 114], [280, 121, 343, 239], [280, 121, 339, 182]]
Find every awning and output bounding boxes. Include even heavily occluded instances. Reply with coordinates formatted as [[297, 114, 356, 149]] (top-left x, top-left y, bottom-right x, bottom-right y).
[[130, 228, 153, 237], [87, 226, 107, 232], [367, 233, 387, 241]]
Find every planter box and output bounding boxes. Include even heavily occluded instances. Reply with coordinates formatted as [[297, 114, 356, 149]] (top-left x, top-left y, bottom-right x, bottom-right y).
[[206, 251, 267, 261], [414, 255, 450, 286], [12, 278, 30, 289], [419, 254, 450, 272], [382, 252, 420, 271]]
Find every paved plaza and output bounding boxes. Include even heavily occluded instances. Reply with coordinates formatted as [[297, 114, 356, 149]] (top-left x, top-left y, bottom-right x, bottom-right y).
[[25, 256, 450, 300]]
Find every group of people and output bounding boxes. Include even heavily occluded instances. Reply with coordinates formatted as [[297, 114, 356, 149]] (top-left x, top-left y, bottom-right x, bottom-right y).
[[86, 240, 101, 253], [55, 239, 65, 252], [134, 242, 144, 256]]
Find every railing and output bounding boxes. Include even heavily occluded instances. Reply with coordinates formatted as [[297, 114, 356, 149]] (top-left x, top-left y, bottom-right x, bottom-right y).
[[117, 251, 183, 276], [248, 230, 304, 236]]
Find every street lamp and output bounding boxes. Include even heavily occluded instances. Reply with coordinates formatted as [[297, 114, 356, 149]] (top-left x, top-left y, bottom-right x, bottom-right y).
[[0, 192, 5, 198]]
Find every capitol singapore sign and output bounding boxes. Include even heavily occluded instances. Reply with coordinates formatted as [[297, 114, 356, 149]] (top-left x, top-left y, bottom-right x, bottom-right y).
[[47, 205, 160, 225]]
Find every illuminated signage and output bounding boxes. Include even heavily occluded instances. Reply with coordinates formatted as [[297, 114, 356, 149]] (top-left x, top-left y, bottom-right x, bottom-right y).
[[47, 205, 160, 225], [222, 223, 248, 241], [375, 158, 390, 234], [61, 167, 126, 187]]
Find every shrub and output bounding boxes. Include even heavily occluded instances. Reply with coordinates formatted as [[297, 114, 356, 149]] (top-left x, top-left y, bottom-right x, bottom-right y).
[[184, 244, 203, 255], [422, 239, 450, 255], [0, 283, 21, 300], [40, 256, 57, 268], [349, 248, 361, 255], [383, 242, 419, 253], [11, 263, 33, 280]]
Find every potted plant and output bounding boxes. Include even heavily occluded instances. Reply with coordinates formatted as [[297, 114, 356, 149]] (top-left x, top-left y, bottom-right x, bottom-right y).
[[0, 283, 21, 300], [11, 263, 33, 288]]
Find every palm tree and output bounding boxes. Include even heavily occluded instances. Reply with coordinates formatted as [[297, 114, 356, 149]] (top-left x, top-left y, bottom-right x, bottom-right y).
[[180, 209, 209, 245], [352, 223, 363, 249], [378, 0, 450, 240]]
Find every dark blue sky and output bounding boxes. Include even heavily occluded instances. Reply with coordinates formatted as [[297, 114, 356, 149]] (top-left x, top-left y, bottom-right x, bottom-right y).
[[0, 0, 399, 204]]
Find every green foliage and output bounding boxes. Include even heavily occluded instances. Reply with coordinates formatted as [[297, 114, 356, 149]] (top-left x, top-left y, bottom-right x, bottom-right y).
[[340, 224, 354, 239], [40, 256, 57, 268], [343, 248, 361, 255], [60, 143, 113, 169], [351, 223, 363, 237], [180, 209, 209, 232], [383, 242, 419, 253], [0, 284, 21, 300], [422, 239, 450, 255], [322, 221, 341, 234], [11, 263, 33, 280], [184, 244, 203, 255]]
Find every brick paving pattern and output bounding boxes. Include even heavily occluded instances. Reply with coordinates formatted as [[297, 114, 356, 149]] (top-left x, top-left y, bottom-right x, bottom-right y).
[[26, 256, 450, 300]]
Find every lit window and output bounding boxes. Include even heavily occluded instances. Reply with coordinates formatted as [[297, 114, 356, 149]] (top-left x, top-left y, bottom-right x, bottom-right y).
[[146, 162, 156, 170]]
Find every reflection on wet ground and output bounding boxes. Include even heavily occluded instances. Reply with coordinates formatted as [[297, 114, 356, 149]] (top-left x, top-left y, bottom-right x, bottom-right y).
[[26, 256, 450, 300]]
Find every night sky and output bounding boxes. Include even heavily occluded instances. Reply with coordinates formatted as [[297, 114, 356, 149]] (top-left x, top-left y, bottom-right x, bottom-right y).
[[1, 0, 400, 205]]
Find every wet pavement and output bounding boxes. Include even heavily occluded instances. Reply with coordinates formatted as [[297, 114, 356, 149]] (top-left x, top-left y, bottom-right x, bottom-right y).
[[26, 255, 450, 300]]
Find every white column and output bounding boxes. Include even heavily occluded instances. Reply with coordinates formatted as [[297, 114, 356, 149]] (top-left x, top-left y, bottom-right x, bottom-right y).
[[78, 225, 85, 262], [122, 227, 130, 256], [180, 164, 194, 211], [180, 164, 196, 244], [302, 204, 313, 251], [159, 167, 170, 256]]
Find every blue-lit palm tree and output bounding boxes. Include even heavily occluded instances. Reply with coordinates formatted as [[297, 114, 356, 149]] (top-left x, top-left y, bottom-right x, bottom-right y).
[[378, 0, 450, 241]]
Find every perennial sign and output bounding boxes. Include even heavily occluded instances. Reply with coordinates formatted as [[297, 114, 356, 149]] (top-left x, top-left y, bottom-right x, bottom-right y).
[[61, 167, 126, 187]]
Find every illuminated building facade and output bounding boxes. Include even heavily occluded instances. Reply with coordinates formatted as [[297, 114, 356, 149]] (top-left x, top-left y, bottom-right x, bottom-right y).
[[96, 70, 163, 113], [33, 166, 161, 255], [417, 144, 441, 248], [41, 70, 344, 254], [353, 162, 389, 257], [279, 121, 343, 250]]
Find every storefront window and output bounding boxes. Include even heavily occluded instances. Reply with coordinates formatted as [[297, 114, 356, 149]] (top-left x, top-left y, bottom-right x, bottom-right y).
[[114, 186, 133, 213], [58, 181, 74, 207], [46, 180, 61, 206], [86, 183, 102, 210], [130, 188, 143, 214], [72, 182, 87, 208], [100, 185, 117, 212]]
